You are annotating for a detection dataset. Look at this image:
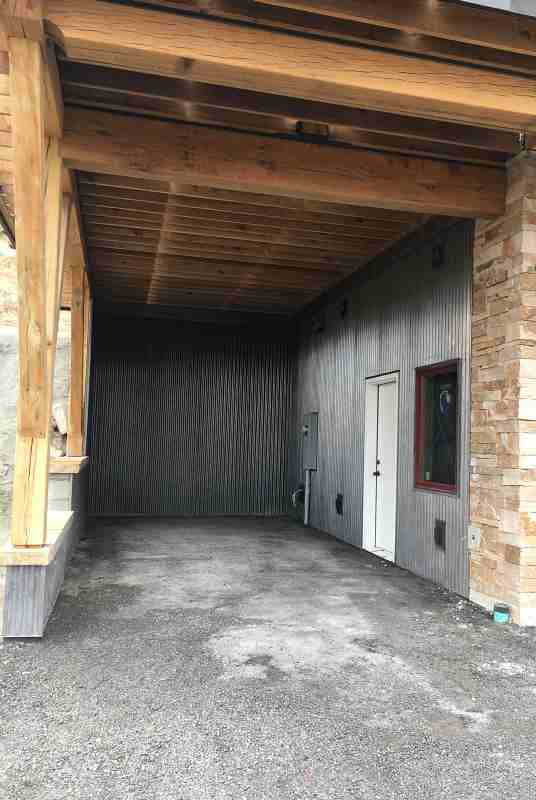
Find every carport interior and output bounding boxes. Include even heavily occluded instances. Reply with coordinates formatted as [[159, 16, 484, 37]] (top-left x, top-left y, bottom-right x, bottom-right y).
[[8, 0, 536, 633], [50, 4, 516, 520]]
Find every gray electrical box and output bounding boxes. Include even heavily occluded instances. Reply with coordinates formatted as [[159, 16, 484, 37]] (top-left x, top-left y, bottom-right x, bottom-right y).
[[303, 412, 319, 471]]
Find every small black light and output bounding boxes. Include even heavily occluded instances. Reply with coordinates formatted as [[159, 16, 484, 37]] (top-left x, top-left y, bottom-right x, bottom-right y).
[[312, 313, 325, 334], [432, 243, 445, 270]]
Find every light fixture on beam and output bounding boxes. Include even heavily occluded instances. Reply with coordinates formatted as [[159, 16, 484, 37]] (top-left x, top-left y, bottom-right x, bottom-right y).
[[296, 120, 330, 142]]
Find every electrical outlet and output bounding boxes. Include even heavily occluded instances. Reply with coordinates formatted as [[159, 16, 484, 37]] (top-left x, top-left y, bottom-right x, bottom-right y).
[[468, 525, 481, 550]]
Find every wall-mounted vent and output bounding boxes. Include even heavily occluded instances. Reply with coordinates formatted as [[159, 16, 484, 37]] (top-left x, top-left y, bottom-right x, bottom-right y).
[[434, 519, 446, 550]]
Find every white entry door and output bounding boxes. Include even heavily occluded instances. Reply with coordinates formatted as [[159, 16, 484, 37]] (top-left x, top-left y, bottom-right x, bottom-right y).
[[362, 373, 399, 562]]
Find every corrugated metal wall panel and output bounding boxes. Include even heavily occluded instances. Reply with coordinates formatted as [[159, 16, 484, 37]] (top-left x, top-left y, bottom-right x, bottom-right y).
[[88, 315, 296, 516], [291, 221, 473, 597]]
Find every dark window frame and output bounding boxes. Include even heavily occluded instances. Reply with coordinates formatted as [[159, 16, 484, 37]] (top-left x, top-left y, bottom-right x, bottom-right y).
[[415, 359, 460, 495]]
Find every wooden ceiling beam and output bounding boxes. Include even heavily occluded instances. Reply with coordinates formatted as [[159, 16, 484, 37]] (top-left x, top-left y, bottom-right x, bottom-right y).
[[80, 199, 414, 239], [63, 91, 508, 167], [89, 249, 336, 287], [62, 108, 505, 217], [61, 61, 520, 155], [258, 0, 536, 58], [91, 269, 325, 295], [90, 290, 300, 314], [81, 212, 402, 251], [45, 0, 536, 132], [82, 214, 404, 245], [84, 238, 359, 272], [102, 0, 536, 76], [90, 277, 308, 303], [78, 178, 425, 224], [77, 173, 425, 221], [83, 225, 371, 265], [87, 245, 353, 275]]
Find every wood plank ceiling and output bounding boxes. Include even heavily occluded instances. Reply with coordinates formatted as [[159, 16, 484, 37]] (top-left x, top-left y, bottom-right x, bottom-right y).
[[76, 173, 429, 315], [5, 0, 535, 314]]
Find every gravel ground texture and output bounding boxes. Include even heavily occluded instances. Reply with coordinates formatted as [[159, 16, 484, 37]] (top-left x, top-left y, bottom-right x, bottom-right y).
[[2, 516, 536, 800]]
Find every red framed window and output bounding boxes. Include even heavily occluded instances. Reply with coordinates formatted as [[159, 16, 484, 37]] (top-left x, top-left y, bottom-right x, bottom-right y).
[[415, 360, 459, 494]]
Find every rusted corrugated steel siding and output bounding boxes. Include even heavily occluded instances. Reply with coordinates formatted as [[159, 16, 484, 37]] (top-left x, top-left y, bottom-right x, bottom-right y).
[[291, 221, 473, 597], [88, 314, 296, 516]]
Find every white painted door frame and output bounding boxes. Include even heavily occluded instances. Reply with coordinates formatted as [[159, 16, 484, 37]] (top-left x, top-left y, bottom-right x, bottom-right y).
[[362, 372, 399, 562]]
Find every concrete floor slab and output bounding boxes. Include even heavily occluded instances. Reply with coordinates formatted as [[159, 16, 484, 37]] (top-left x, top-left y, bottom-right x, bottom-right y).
[[2, 517, 536, 799]]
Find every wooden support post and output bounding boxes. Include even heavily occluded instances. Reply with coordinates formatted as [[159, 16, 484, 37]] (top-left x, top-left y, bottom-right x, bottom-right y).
[[4, 1, 69, 548], [11, 140, 71, 546], [68, 259, 85, 457], [9, 37, 47, 437]]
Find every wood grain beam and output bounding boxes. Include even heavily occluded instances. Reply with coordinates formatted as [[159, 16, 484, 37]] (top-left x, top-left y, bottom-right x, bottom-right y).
[[89, 251, 336, 290], [45, 0, 536, 131], [92, 0, 536, 76], [258, 0, 536, 58], [78, 179, 425, 225], [82, 215, 391, 254], [90, 288, 300, 314], [0, 0, 44, 42], [84, 227, 364, 267], [62, 107, 505, 217], [62, 167, 90, 302], [63, 89, 508, 167], [97, 265, 324, 294], [84, 238, 354, 271], [79, 201, 413, 239], [60, 61, 520, 155], [88, 246, 345, 276], [44, 40, 63, 137]]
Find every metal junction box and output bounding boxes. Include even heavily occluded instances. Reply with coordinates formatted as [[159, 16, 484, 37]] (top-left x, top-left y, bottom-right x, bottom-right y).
[[303, 412, 319, 471]]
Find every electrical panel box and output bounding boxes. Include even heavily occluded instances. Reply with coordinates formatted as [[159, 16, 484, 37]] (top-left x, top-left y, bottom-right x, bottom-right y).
[[303, 412, 319, 471]]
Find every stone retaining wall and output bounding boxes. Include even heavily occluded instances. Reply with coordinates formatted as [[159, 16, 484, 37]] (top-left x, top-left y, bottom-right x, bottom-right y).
[[471, 152, 536, 625]]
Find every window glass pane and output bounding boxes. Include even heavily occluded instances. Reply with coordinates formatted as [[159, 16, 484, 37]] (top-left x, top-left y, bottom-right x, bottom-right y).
[[418, 367, 457, 487]]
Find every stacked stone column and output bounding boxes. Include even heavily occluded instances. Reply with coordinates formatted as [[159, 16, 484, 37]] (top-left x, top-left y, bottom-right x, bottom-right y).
[[471, 152, 536, 625]]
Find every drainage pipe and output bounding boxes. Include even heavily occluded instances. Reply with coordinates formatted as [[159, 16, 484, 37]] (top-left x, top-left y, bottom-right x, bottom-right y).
[[304, 468, 312, 527]]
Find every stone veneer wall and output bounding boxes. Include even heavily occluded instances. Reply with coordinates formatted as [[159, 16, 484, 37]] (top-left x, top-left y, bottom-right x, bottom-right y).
[[471, 152, 536, 625]]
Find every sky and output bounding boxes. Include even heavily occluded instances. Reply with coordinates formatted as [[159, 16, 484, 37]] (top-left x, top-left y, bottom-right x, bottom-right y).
[[459, 0, 535, 15]]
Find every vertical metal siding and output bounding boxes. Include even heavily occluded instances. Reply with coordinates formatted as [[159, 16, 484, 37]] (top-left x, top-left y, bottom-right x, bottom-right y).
[[88, 316, 295, 516], [291, 222, 473, 597]]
